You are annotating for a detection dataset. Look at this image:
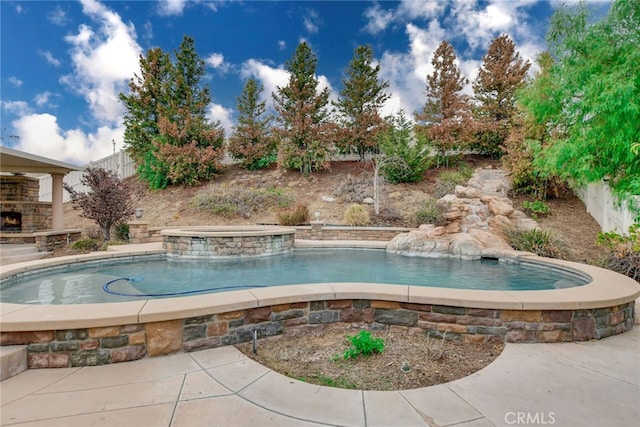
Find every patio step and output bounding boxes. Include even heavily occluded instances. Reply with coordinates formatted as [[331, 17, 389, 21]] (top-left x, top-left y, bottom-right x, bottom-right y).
[[0, 346, 28, 381], [0, 243, 51, 265]]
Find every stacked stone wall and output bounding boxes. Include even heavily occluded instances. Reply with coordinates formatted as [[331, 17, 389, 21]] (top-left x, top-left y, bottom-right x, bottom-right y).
[[1, 300, 634, 369], [163, 233, 294, 257], [294, 226, 409, 241]]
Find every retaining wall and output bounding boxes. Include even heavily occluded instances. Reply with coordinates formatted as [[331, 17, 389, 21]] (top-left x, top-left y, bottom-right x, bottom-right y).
[[1, 299, 634, 369]]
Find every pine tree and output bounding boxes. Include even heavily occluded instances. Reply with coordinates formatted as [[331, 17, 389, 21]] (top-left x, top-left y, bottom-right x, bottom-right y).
[[228, 78, 275, 170], [120, 47, 172, 166], [416, 40, 472, 164], [273, 42, 332, 173], [473, 34, 531, 157], [334, 45, 390, 161], [120, 36, 224, 188]]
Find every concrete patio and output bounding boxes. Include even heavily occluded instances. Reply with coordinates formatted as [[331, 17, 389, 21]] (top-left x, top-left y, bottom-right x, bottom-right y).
[[1, 325, 638, 427]]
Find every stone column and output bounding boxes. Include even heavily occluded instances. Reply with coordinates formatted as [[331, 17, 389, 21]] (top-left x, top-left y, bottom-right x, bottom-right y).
[[51, 173, 64, 231], [310, 220, 324, 240], [128, 221, 149, 244]]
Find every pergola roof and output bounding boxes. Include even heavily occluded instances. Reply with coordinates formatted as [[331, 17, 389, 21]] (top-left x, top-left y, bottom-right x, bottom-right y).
[[0, 146, 83, 175]]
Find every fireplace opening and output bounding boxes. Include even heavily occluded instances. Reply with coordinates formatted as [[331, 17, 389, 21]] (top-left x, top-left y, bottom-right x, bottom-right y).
[[1, 211, 22, 232]]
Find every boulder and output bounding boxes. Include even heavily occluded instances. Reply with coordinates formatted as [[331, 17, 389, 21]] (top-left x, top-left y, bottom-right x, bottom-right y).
[[362, 197, 374, 204], [321, 195, 335, 203], [468, 228, 512, 251], [487, 198, 514, 217]]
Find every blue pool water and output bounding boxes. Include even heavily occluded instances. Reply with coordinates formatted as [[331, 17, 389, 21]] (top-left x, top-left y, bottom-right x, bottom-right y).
[[0, 249, 590, 304]]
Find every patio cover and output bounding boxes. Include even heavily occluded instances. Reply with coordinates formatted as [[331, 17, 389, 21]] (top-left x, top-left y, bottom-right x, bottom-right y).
[[0, 146, 83, 231]]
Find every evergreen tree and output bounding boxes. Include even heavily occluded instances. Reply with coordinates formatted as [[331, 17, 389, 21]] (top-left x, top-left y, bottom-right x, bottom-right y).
[[120, 36, 224, 189], [416, 40, 472, 164], [473, 34, 531, 157], [377, 110, 431, 183], [334, 45, 390, 161], [120, 47, 171, 167], [273, 42, 332, 173], [228, 78, 276, 170]]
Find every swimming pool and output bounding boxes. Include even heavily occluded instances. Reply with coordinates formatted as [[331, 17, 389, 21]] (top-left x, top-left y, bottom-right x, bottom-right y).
[[0, 249, 590, 305]]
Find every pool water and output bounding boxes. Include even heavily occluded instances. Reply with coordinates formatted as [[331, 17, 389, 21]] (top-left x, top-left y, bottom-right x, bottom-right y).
[[0, 249, 590, 304]]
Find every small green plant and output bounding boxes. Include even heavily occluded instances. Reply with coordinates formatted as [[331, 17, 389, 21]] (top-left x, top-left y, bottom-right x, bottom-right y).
[[71, 238, 100, 253], [433, 165, 474, 198], [340, 330, 385, 360], [504, 227, 568, 259], [522, 200, 551, 219], [415, 197, 448, 226], [343, 204, 370, 226], [114, 221, 130, 242], [597, 225, 640, 281], [278, 203, 310, 226], [299, 375, 358, 389]]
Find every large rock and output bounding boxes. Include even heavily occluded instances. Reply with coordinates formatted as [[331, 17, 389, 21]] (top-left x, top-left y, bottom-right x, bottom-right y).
[[468, 228, 512, 251], [487, 198, 514, 217], [386, 230, 451, 257]]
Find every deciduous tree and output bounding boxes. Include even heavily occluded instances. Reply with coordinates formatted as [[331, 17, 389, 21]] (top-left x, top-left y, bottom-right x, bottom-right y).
[[473, 34, 530, 157], [416, 40, 472, 164], [228, 78, 276, 170], [64, 167, 137, 242], [273, 42, 333, 173], [334, 45, 390, 161], [519, 0, 640, 201]]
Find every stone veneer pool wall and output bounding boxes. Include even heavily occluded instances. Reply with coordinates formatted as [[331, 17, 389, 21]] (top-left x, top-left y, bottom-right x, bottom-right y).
[[0, 299, 635, 369], [161, 227, 295, 258]]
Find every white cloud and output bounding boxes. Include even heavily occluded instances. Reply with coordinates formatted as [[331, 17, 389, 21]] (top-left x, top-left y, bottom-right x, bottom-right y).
[[207, 104, 234, 136], [39, 50, 62, 67], [303, 10, 320, 34], [62, 0, 142, 124], [48, 5, 69, 26], [363, 3, 394, 34], [2, 101, 32, 116], [34, 92, 54, 107], [363, 0, 444, 34], [157, 0, 188, 16], [11, 113, 124, 165], [205, 52, 229, 72], [8, 76, 23, 87], [15, 4, 24, 14], [278, 40, 286, 50], [240, 59, 290, 110], [378, 22, 445, 118]]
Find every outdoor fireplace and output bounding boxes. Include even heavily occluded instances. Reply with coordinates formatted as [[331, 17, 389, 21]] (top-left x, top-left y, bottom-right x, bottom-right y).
[[1, 211, 22, 232]]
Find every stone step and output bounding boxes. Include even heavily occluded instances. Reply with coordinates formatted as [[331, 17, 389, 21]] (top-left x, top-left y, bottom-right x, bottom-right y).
[[0, 346, 28, 381], [0, 243, 39, 256], [0, 244, 52, 265]]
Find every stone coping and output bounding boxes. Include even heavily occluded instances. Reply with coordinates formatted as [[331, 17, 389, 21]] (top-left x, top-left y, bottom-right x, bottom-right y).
[[160, 225, 295, 238], [31, 229, 83, 237], [1, 242, 638, 332]]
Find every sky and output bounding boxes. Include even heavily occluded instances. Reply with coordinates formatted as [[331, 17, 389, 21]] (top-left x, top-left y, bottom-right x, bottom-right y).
[[0, 0, 612, 166]]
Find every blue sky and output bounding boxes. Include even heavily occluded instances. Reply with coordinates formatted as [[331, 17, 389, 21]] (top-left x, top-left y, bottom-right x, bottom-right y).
[[1, 0, 611, 165]]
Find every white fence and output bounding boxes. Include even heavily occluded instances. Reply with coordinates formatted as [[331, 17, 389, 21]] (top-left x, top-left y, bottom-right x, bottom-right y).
[[575, 181, 639, 234], [39, 150, 136, 203]]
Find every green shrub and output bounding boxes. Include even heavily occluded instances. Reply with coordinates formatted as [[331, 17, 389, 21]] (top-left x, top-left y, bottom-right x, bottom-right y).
[[504, 227, 568, 259], [114, 222, 130, 242], [246, 154, 277, 171], [340, 330, 385, 360], [191, 185, 294, 218], [343, 204, 370, 226], [278, 203, 310, 226], [415, 197, 448, 226], [597, 225, 640, 281], [521, 200, 551, 219], [377, 110, 432, 183], [433, 165, 473, 198], [71, 238, 100, 253]]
